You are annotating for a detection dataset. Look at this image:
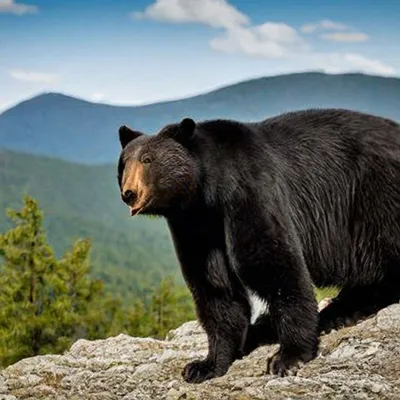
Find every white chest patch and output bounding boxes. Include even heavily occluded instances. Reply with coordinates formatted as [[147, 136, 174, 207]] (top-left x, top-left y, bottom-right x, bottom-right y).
[[246, 288, 269, 324], [223, 218, 269, 324]]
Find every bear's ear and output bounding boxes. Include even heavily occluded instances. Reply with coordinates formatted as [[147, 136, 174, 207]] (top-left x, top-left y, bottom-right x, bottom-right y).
[[172, 118, 196, 145], [119, 125, 143, 148]]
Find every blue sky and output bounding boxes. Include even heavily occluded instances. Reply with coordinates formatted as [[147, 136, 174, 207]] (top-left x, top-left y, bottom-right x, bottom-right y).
[[0, 0, 399, 111]]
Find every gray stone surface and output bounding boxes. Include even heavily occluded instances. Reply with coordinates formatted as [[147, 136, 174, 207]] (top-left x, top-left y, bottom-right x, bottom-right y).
[[1, 303, 400, 399]]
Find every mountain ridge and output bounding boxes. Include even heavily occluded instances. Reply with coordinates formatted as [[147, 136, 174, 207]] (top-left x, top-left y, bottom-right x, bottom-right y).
[[3, 71, 399, 114], [1, 71, 400, 164]]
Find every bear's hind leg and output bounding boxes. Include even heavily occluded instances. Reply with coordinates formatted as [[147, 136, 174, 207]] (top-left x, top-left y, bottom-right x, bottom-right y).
[[318, 285, 379, 334], [319, 258, 400, 334]]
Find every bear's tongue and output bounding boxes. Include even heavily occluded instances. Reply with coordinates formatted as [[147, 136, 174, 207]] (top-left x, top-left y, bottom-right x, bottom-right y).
[[129, 198, 150, 216], [130, 205, 144, 216], [130, 206, 139, 216]]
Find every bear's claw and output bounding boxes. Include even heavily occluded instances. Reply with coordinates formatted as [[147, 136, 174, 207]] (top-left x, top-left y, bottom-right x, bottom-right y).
[[182, 359, 219, 384], [266, 349, 310, 377]]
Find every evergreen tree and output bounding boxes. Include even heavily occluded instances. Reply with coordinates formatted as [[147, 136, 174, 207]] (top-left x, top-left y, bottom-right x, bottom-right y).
[[0, 196, 118, 366], [148, 277, 195, 338], [0, 196, 55, 365]]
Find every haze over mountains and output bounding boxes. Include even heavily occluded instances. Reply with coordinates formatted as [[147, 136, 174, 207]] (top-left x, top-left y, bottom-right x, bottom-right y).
[[1, 71, 400, 299], [1, 72, 400, 164]]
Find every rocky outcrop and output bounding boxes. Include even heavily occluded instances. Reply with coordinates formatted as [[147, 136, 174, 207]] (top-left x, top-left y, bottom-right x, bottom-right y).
[[1, 303, 400, 400]]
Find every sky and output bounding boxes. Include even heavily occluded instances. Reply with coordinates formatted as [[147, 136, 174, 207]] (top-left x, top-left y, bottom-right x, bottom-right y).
[[0, 0, 399, 111]]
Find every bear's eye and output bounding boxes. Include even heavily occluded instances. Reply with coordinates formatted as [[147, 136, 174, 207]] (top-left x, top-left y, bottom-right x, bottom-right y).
[[141, 155, 152, 164]]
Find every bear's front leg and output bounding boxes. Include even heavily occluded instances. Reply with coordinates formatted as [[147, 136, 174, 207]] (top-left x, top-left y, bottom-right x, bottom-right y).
[[262, 272, 319, 376], [226, 204, 319, 377], [182, 290, 250, 383], [251, 272, 319, 377], [167, 214, 251, 384]]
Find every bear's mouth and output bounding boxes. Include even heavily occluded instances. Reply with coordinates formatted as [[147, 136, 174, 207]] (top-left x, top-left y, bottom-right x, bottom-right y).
[[129, 199, 152, 216], [129, 205, 145, 216]]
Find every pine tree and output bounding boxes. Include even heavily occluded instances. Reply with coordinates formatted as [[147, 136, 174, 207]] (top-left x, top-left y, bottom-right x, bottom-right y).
[[0, 196, 56, 365], [148, 277, 195, 338], [0, 196, 119, 367]]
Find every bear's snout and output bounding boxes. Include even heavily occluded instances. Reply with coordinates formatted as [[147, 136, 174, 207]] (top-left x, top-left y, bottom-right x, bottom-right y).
[[121, 189, 136, 205]]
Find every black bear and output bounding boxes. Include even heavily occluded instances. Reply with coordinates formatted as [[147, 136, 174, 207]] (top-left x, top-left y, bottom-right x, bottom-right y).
[[116, 109, 400, 383]]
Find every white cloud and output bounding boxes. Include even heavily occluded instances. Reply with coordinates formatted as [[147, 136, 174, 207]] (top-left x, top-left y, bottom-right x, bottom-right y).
[[134, 0, 307, 58], [90, 92, 106, 102], [132, 0, 389, 74], [9, 69, 59, 83], [0, 0, 37, 15], [301, 19, 348, 34], [321, 32, 369, 42], [132, 0, 249, 29], [313, 53, 396, 76], [302, 19, 369, 43], [210, 23, 308, 58]]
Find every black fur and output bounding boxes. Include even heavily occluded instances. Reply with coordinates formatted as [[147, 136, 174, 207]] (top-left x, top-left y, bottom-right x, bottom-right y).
[[117, 108, 400, 382], [119, 125, 143, 148]]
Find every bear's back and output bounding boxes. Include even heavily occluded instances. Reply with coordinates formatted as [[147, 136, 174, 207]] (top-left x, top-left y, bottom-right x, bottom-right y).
[[191, 109, 400, 193], [195, 109, 400, 159], [259, 108, 400, 156]]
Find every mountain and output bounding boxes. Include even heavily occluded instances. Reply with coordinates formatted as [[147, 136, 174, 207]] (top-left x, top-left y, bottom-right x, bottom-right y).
[[0, 149, 179, 300], [1, 72, 400, 164]]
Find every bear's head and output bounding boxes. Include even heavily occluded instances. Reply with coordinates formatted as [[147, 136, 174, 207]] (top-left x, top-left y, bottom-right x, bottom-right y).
[[117, 118, 198, 217]]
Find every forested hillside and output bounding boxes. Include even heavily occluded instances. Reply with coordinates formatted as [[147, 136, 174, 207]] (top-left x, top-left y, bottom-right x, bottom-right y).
[[0, 150, 179, 301]]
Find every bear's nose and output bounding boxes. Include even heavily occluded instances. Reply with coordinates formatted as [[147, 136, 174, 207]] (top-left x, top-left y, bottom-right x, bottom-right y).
[[122, 190, 136, 204]]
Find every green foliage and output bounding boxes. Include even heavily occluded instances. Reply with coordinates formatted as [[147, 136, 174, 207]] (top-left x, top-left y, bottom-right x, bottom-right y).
[[0, 196, 112, 365], [146, 277, 196, 338], [107, 278, 195, 339], [315, 286, 339, 302], [0, 196, 195, 368]]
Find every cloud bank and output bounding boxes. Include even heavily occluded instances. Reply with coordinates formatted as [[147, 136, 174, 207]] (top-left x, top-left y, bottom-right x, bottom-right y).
[[0, 0, 37, 15], [9, 69, 59, 83], [132, 0, 394, 76]]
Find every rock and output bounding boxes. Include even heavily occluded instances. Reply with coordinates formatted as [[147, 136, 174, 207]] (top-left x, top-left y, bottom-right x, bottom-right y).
[[377, 304, 400, 332], [318, 297, 333, 311], [1, 303, 400, 399]]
